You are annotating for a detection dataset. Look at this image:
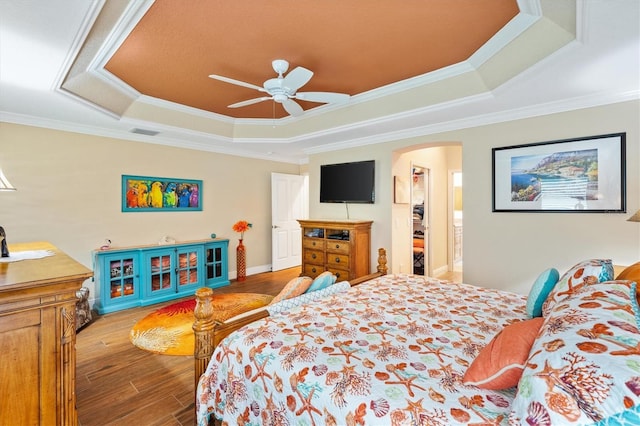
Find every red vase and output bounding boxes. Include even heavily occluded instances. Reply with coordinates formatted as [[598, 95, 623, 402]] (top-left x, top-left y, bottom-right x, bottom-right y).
[[236, 239, 246, 281]]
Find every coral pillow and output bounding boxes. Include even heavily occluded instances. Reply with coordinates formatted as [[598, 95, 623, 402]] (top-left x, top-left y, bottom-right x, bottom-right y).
[[305, 271, 336, 293], [525, 268, 559, 318], [617, 261, 640, 282], [270, 276, 313, 304], [463, 317, 544, 390]]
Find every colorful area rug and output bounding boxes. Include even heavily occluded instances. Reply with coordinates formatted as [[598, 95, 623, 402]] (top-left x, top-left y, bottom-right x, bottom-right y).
[[130, 292, 273, 356]]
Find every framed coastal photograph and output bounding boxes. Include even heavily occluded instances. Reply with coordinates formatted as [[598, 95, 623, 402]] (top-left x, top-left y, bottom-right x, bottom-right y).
[[492, 133, 626, 213], [122, 175, 202, 212]]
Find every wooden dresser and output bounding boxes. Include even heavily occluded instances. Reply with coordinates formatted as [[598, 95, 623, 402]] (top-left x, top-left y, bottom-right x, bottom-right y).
[[0, 242, 92, 426], [298, 219, 372, 282]]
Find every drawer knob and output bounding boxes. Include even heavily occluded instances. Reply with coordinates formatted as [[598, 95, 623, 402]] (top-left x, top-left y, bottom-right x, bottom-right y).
[[335, 244, 340, 249], [311, 267, 316, 273], [335, 257, 340, 263], [312, 241, 316, 246], [336, 272, 341, 278], [311, 253, 316, 259]]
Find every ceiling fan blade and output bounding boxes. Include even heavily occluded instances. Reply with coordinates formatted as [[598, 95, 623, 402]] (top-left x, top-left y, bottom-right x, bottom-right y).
[[209, 74, 265, 92], [282, 99, 304, 116], [295, 92, 350, 104], [228, 97, 272, 108], [282, 66, 313, 92]]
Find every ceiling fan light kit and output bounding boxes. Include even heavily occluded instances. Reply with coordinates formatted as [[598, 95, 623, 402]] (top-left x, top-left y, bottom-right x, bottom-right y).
[[209, 59, 350, 117]]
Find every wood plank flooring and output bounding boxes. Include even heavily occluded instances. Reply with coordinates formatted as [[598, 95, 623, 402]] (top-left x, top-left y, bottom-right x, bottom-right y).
[[75, 267, 462, 425]]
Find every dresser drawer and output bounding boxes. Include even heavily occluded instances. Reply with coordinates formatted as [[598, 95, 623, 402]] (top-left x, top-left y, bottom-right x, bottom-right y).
[[325, 240, 350, 254], [303, 238, 325, 250], [327, 267, 349, 282], [326, 253, 349, 268], [303, 264, 325, 278], [303, 249, 324, 265]]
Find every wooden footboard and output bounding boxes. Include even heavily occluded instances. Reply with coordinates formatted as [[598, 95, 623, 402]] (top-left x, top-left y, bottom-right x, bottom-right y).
[[193, 248, 387, 388]]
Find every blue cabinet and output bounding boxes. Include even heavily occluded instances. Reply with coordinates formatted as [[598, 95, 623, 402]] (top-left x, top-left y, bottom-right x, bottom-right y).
[[94, 239, 229, 314]]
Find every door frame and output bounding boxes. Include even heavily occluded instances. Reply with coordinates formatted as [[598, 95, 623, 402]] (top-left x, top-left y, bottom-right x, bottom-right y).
[[411, 163, 431, 276]]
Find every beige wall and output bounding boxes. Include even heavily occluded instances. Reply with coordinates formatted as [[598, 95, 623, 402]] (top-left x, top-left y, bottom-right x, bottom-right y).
[[0, 122, 300, 302], [1, 100, 638, 301], [308, 100, 640, 294]]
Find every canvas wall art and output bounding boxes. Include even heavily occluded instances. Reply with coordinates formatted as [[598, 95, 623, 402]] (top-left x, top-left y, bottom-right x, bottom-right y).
[[122, 175, 202, 212]]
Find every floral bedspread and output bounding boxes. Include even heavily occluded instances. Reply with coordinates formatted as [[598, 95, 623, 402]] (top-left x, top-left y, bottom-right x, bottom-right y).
[[196, 274, 528, 425]]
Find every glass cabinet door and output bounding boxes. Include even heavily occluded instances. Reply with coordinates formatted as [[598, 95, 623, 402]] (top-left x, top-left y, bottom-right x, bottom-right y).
[[205, 242, 228, 288], [107, 256, 137, 300], [145, 251, 174, 296], [176, 246, 202, 291]]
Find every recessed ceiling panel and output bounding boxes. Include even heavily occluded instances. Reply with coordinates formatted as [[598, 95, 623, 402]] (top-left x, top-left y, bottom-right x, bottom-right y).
[[105, 0, 519, 119]]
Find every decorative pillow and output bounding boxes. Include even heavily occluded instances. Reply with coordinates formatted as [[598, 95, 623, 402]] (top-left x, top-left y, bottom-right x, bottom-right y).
[[463, 317, 545, 390], [269, 281, 351, 315], [305, 271, 336, 293], [270, 276, 313, 304], [526, 268, 560, 318], [541, 258, 614, 317], [617, 261, 640, 282], [509, 280, 640, 425]]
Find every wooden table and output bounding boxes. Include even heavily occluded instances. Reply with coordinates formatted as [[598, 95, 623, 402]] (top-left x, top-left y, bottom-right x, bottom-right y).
[[0, 242, 92, 426]]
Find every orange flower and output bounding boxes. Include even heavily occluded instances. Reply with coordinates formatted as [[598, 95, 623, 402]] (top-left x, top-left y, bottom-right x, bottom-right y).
[[232, 220, 252, 239]]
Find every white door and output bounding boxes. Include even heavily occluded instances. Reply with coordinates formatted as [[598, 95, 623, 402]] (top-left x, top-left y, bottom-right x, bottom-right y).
[[271, 173, 308, 271]]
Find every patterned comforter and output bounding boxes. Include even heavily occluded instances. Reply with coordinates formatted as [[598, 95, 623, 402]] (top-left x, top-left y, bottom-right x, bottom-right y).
[[196, 274, 528, 425]]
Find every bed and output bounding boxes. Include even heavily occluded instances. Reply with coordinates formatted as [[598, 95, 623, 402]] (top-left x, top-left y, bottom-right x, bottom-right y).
[[194, 254, 640, 425]]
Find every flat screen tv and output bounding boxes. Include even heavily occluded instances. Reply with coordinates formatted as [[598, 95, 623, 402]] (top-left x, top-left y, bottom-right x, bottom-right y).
[[320, 160, 375, 203]]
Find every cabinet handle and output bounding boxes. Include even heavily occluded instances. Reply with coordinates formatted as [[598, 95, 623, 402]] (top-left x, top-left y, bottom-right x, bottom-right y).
[[311, 253, 316, 259], [335, 257, 340, 263], [311, 267, 316, 273], [335, 244, 340, 249], [336, 272, 341, 278], [312, 241, 316, 246]]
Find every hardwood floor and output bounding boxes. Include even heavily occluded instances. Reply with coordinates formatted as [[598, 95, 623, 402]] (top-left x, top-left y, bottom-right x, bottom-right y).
[[76, 267, 301, 426], [75, 266, 461, 425]]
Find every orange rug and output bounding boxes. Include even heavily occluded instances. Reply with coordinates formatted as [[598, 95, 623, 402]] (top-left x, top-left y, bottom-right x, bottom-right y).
[[130, 292, 273, 356]]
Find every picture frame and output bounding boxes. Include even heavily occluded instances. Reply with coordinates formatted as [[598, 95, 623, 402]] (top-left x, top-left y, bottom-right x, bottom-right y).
[[122, 175, 202, 212], [492, 133, 626, 213], [394, 175, 410, 204]]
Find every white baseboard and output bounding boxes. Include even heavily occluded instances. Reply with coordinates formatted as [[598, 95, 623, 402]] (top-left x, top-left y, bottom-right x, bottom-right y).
[[230, 263, 273, 280], [432, 265, 449, 277]]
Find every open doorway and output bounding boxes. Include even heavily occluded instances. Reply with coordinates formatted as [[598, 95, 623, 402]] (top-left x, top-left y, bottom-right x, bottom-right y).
[[451, 171, 463, 274], [412, 165, 430, 276]]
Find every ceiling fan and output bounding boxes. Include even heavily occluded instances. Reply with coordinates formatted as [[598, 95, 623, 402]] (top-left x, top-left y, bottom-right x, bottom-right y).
[[209, 59, 350, 117]]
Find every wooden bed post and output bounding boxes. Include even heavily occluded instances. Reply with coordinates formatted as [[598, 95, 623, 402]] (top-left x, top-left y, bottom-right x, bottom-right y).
[[377, 248, 388, 275], [193, 287, 215, 388]]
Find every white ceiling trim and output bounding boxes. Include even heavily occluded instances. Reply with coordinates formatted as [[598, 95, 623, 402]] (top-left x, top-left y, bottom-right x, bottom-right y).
[[84, 0, 538, 127], [303, 89, 640, 155], [3, 87, 636, 165]]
